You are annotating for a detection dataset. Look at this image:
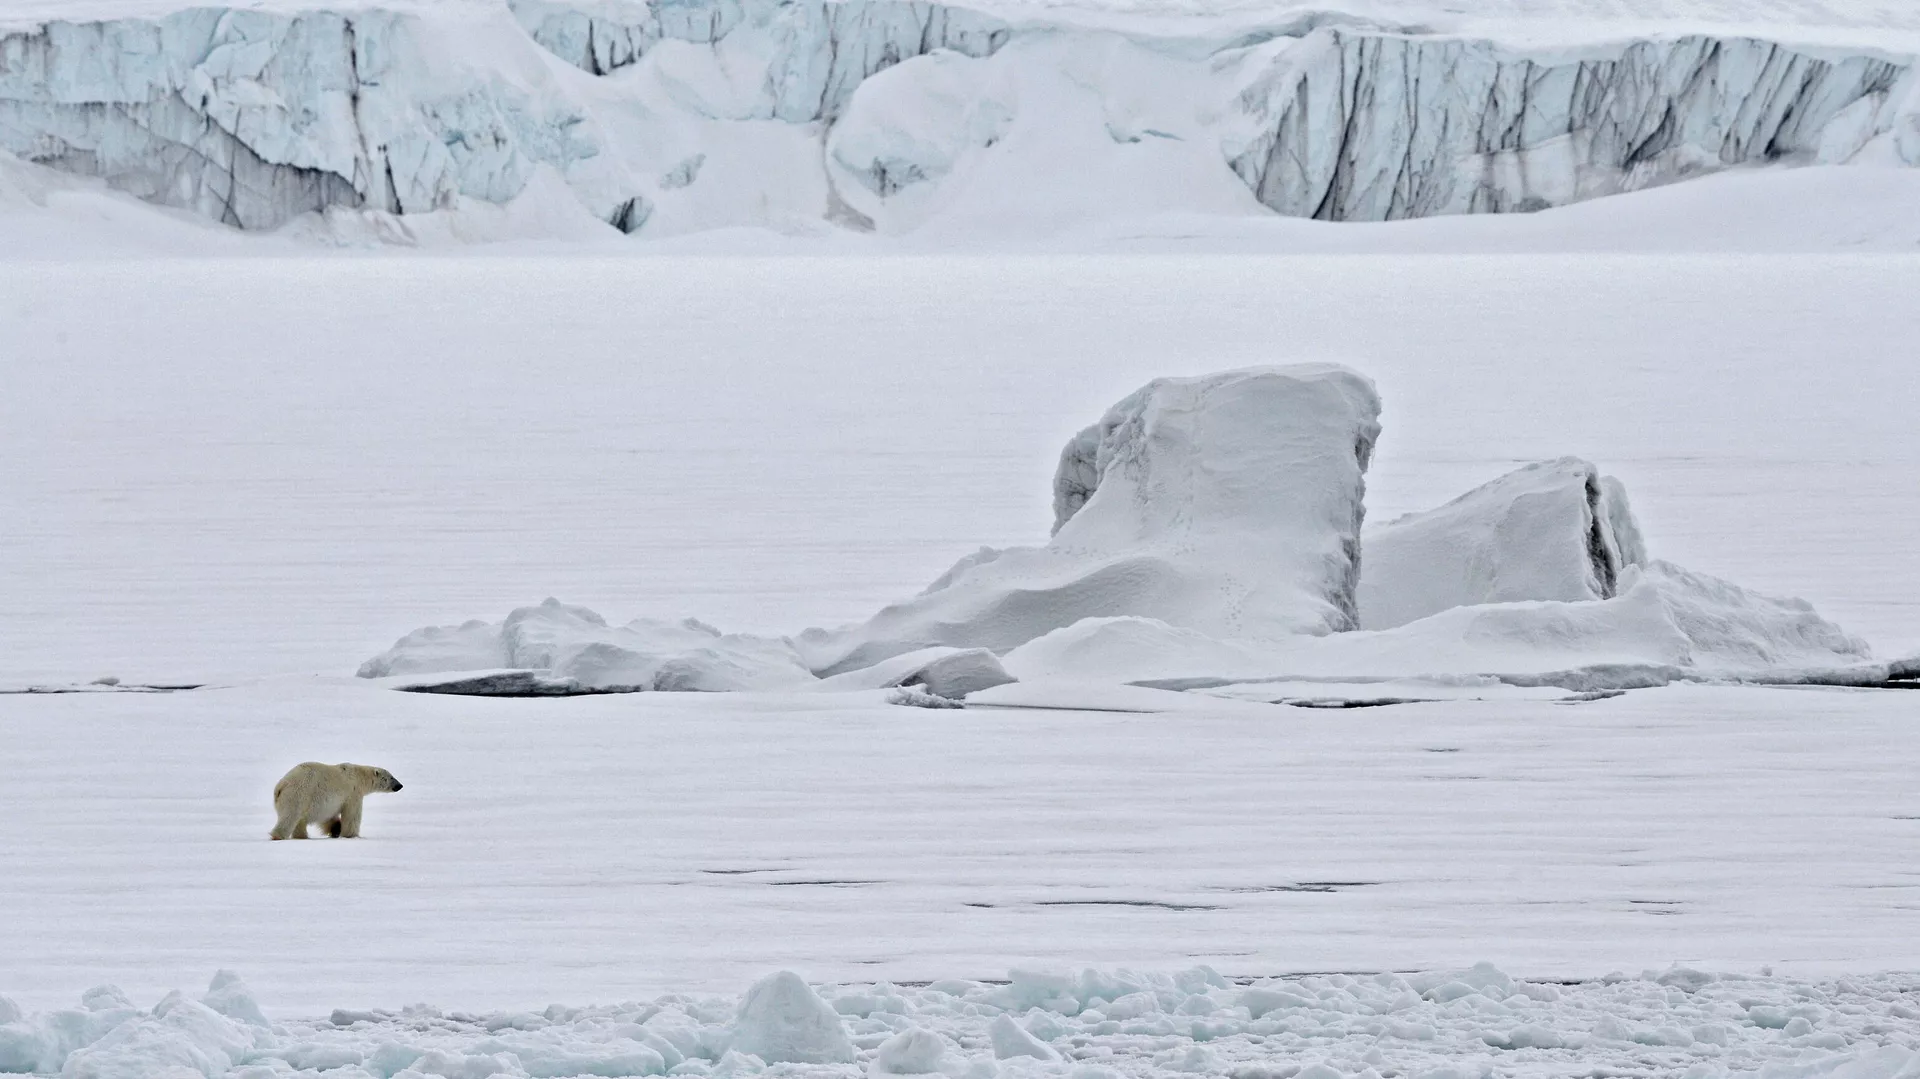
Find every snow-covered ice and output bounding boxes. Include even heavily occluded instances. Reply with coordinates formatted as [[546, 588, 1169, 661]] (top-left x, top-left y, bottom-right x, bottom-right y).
[[1000, 558, 1875, 688], [797, 365, 1381, 675], [1358, 458, 1645, 632], [351, 356, 1881, 695]]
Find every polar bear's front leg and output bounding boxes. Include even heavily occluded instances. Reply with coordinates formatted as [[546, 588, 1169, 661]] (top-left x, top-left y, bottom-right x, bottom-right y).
[[339, 796, 365, 838]]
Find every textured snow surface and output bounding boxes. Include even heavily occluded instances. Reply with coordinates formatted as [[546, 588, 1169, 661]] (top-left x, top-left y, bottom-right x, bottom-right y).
[[13, 964, 1920, 1079], [3, 0, 1920, 241]]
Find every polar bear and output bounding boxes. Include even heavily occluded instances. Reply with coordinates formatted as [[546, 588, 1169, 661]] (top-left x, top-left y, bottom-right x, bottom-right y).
[[270, 762, 404, 840]]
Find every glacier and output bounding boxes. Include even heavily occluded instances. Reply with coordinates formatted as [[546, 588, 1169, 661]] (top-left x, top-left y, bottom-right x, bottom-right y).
[[2, 0, 1916, 237]]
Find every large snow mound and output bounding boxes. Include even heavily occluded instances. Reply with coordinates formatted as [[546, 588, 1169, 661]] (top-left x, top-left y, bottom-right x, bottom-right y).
[[1359, 457, 1646, 630], [358, 597, 815, 692], [797, 364, 1382, 675], [1004, 559, 1877, 689], [10, 965, 1920, 1079], [2, 0, 1917, 241]]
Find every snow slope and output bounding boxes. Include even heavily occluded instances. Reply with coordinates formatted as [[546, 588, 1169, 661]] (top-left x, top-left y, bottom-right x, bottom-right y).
[[3, 0, 1920, 242]]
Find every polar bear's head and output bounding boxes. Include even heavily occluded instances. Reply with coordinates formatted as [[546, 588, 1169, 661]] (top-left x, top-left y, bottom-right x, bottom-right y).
[[343, 763, 404, 793]]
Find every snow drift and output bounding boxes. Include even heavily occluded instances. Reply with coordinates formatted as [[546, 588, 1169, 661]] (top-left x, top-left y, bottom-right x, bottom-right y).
[[2, 0, 1916, 238], [797, 364, 1383, 675]]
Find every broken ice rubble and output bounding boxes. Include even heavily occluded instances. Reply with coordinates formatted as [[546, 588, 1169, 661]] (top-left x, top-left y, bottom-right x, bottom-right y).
[[357, 599, 815, 693], [11, 965, 1920, 1079]]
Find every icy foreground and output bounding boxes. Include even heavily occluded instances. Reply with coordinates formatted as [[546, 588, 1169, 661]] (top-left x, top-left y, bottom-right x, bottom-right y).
[[2, 0, 1919, 239], [11, 965, 1920, 1079], [363, 364, 1878, 696]]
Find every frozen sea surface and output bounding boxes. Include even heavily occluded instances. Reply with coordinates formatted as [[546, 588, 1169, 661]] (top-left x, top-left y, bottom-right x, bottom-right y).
[[2, 255, 1917, 685], [6, 678, 1920, 1020], [3, 253, 1920, 1075]]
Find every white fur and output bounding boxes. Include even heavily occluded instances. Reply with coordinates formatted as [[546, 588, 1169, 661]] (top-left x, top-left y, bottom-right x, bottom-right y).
[[270, 762, 403, 840]]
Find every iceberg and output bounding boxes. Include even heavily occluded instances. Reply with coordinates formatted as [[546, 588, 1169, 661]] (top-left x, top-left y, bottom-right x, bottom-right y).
[[1359, 457, 1647, 630], [358, 364, 1879, 696], [797, 364, 1383, 675]]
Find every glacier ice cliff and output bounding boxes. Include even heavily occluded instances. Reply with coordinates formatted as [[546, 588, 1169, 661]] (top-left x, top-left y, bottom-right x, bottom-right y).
[[1224, 31, 1915, 219], [0, 9, 644, 230], [11, 1, 1912, 238], [510, 0, 1010, 121]]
